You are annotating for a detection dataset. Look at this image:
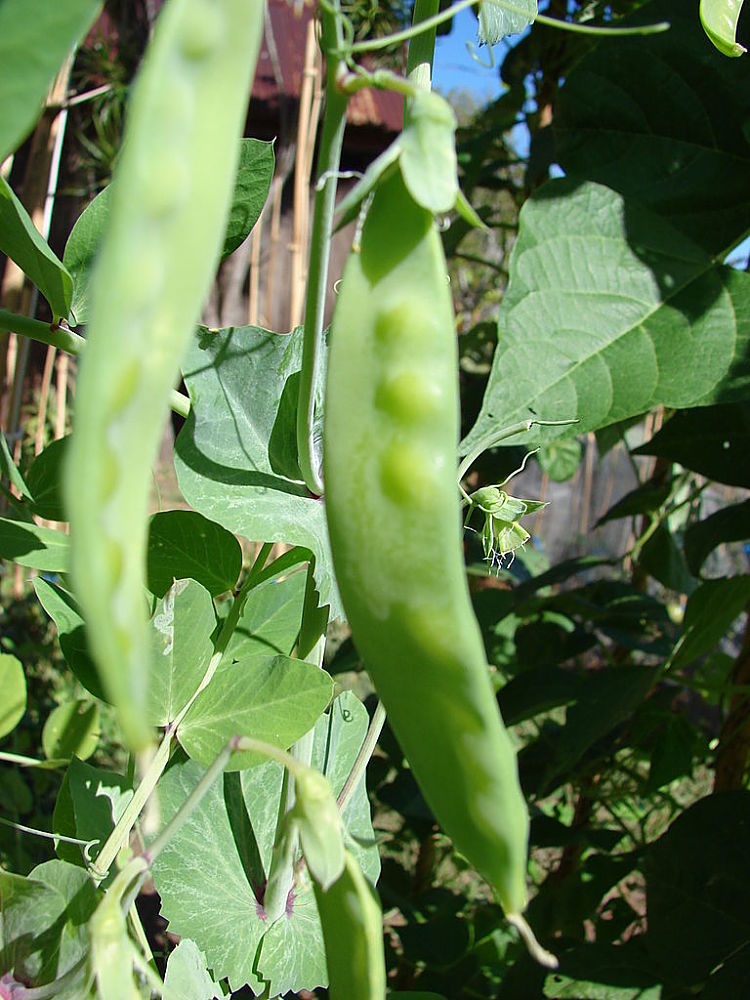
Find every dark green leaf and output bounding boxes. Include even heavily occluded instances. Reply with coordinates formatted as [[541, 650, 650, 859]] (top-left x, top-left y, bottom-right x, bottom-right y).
[[147, 509, 242, 597], [33, 577, 104, 700], [0, 516, 69, 571], [62, 185, 110, 325], [553, 0, 750, 255], [53, 758, 133, 879], [644, 791, 750, 988], [633, 405, 750, 487], [221, 138, 275, 260], [25, 436, 68, 521], [671, 574, 750, 669], [684, 498, 750, 574], [596, 482, 671, 527], [0, 0, 101, 161], [637, 523, 697, 595], [0, 176, 72, 320]]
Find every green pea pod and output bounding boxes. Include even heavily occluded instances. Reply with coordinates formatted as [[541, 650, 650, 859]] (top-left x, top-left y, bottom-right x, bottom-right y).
[[324, 170, 531, 923], [65, 0, 264, 748], [700, 0, 746, 56], [313, 849, 386, 1000]]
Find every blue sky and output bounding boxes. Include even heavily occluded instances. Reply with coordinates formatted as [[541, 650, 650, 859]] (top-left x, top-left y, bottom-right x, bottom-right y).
[[433, 6, 516, 102]]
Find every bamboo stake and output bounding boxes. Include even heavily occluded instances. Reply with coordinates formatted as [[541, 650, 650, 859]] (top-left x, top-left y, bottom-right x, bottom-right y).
[[289, 19, 320, 329]]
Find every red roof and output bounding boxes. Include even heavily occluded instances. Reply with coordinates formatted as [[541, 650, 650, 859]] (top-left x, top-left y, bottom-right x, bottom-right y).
[[254, 0, 403, 133]]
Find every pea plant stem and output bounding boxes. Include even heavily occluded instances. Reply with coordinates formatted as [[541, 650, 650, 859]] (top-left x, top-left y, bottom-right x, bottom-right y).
[[0, 307, 191, 418], [296, 2, 348, 497], [90, 732, 173, 884], [337, 699, 386, 812]]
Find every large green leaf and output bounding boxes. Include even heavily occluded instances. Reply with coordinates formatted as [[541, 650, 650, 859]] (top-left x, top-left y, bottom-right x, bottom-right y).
[[551, 0, 750, 256], [461, 180, 750, 455], [0, 0, 101, 161], [153, 692, 378, 995], [174, 325, 342, 618], [177, 653, 333, 770], [0, 176, 72, 320]]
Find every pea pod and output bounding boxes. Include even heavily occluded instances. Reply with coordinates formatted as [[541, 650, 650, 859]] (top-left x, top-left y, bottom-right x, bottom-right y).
[[65, 0, 264, 747], [313, 850, 386, 1000], [700, 0, 746, 57], [324, 170, 537, 932]]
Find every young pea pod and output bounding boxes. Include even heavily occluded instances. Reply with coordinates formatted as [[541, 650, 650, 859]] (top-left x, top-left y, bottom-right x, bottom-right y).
[[313, 850, 386, 1000], [324, 171, 535, 930], [65, 0, 264, 748]]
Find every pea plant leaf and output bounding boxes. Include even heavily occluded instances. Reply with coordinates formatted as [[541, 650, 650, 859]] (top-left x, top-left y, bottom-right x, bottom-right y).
[[33, 577, 104, 700], [221, 138, 275, 259], [478, 0, 537, 45], [52, 757, 134, 875], [62, 184, 110, 326], [42, 699, 100, 761], [24, 436, 68, 521], [152, 692, 378, 995], [0, 176, 72, 321], [0, 859, 98, 991], [147, 509, 243, 598], [174, 324, 343, 618], [0, 516, 70, 572], [461, 180, 750, 455], [222, 571, 306, 663], [163, 938, 223, 1000], [147, 578, 216, 727], [176, 653, 333, 770], [0, 653, 26, 738], [64, 139, 273, 324], [0, 0, 101, 161]]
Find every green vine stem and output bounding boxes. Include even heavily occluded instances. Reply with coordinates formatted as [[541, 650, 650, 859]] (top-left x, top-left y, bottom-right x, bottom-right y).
[[0, 308, 191, 418], [296, 1, 348, 496], [337, 699, 387, 812], [340, 0, 669, 56]]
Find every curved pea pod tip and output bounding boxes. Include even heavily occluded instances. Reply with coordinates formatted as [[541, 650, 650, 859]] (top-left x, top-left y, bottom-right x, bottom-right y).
[[700, 0, 747, 57]]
